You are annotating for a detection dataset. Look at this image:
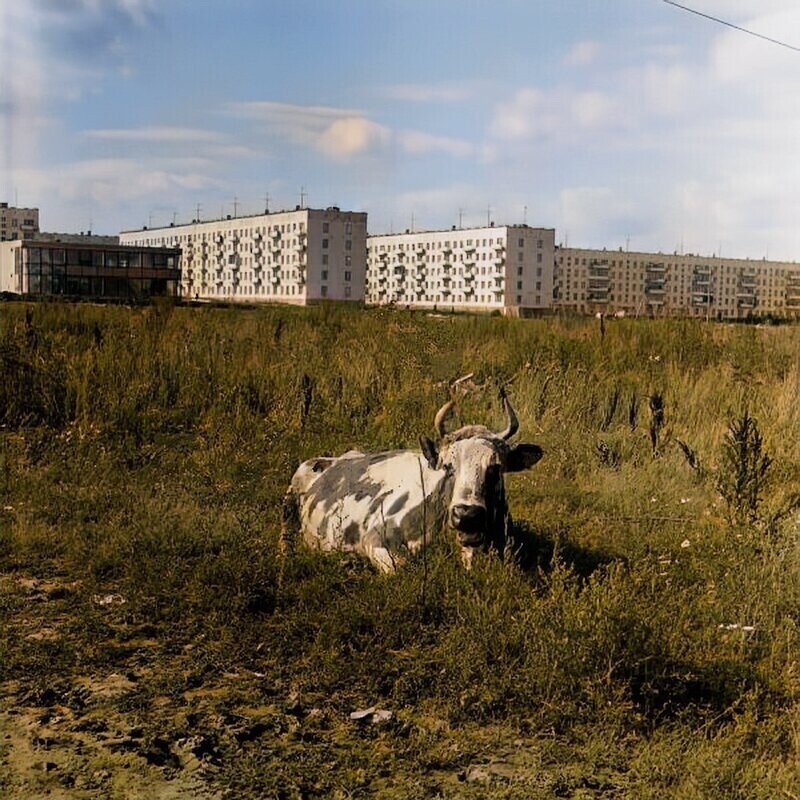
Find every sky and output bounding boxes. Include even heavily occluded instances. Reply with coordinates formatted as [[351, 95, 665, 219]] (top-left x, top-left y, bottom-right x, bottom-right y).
[[2, 0, 800, 259]]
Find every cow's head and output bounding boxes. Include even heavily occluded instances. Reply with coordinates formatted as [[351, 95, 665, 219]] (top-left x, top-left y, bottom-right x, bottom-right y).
[[419, 389, 543, 551]]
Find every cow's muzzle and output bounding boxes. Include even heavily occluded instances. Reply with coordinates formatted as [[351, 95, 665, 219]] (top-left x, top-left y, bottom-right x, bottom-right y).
[[450, 504, 486, 546]]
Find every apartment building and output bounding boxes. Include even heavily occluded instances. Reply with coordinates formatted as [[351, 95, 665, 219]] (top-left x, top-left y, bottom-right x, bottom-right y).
[[120, 206, 367, 304], [366, 225, 555, 315], [0, 203, 39, 242], [554, 247, 800, 319], [0, 238, 180, 300]]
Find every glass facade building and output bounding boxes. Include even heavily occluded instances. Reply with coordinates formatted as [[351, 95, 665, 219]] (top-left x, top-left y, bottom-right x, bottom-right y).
[[1, 241, 181, 300]]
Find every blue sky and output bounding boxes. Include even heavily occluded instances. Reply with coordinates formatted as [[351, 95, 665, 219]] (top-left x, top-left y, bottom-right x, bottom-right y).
[[3, 0, 800, 259]]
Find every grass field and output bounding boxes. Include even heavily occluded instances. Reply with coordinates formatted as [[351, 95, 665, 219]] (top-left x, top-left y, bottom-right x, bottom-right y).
[[3, 300, 800, 798]]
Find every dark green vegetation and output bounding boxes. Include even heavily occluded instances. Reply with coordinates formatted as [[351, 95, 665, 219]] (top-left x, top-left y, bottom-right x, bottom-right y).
[[3, 301, 800, 798]]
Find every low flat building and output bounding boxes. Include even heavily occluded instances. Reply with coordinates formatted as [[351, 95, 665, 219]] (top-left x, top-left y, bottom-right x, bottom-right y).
[[120, 206, 367, 304], [0, 238, 180, 300], [554, 247, 800, 319], [0, 202, 39, 242], [366, 224, 555, 315]]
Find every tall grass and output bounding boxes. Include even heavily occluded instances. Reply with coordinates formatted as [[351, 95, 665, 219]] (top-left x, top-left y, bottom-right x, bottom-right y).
[[4, 301, 800, 794]]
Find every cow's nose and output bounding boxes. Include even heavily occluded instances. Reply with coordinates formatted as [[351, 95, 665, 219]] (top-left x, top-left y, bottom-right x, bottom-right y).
[[450, 504, 486, 535]]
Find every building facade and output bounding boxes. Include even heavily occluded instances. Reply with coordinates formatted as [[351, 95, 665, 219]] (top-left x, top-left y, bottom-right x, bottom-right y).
[[0, 203, 39, 242], [365, 225, 555, 315], [0, 239, 180, 300], [553, 247, 800, 319], [120, 207, 367, 304]]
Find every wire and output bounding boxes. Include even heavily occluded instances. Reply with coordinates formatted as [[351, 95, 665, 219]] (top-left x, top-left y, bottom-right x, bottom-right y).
[[663, 0, 800, 53]]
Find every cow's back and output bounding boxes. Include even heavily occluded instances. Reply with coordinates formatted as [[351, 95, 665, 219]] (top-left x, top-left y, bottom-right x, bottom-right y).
[[295, 450, 448, 569]]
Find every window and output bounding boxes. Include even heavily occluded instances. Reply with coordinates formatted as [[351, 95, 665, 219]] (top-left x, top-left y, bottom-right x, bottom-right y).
[[322, 254, 328, 265], [344, 271, 351, 282], [518, 238, 524, 247], [321, 285, 328, 298], [344, 286, 351, 298], [322, 238, 329, 249], [345, 240, 352, 250], [322, 223, 329, 233], [517, 267, 523, 276], [517, 281, 523, 290], [322, 270, 328, 280]]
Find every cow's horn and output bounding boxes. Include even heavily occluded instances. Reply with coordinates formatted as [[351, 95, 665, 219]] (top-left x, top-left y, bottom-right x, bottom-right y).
[[497, 389, 519, 441], [434, 400, 454, 439]]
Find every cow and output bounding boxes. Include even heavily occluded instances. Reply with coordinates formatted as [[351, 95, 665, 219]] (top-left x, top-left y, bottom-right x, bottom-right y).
[[280, 388, 543, 573]]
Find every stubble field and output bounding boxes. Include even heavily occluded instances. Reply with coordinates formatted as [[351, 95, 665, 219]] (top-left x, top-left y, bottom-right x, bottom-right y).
[[2, 300, 800, 798]]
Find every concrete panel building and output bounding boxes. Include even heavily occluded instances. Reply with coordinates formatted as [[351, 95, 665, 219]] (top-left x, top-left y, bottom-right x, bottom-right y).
[[0, 239, 180, 300], [1, 203, 39, 242], [366, 225, 555, 315], [553, 247, 800, 319], [120, 206, 367, 304]]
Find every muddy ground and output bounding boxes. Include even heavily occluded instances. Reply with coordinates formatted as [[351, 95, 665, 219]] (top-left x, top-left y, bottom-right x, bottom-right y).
[[2, 570, 616, 799]]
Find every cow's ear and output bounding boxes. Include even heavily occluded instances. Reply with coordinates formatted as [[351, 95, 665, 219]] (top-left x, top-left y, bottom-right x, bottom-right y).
[[506, 443, 543, 472], [419, 436, 439, 469]]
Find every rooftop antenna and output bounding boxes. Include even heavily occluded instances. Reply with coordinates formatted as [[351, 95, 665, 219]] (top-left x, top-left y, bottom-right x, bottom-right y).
[[411, 212, 415, 232], [458, 207, 464, 229], [233, 196, 239, 218], [263, 192, 270, 214], [486, 204, 492, 226], [523, 205, 528, 225], [14, 187, 18, 207], [626, 235, 630, 252], [172, 211, 178, 225], [195, 203, 202, 223], [300, 187, 307, 209], [148, 211, 154, 228]]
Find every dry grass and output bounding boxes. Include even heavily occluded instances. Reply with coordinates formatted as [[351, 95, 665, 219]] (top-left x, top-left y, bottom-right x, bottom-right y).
[[2, 300, 800, 797]]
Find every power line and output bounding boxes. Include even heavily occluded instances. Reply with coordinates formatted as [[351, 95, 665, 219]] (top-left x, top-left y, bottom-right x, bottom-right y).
[[663, 0, 800, 53]]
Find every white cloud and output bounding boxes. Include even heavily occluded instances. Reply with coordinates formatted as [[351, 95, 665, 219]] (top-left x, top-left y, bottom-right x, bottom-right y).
[[396, 130, 474, 158], [383, 83, 476, 103], [489, 87, 617, 142], [231, 99, 473, 162], [564, 41, 601, 67], [317, 117, 390, 158], [84, 126, 226, 143]]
